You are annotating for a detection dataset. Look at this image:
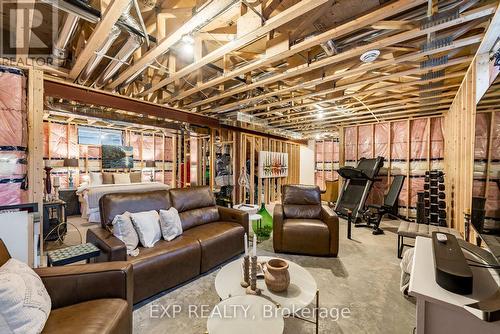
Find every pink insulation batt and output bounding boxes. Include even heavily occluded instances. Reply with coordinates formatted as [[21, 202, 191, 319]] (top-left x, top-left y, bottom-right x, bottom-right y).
[[0, 67, 28, 205]]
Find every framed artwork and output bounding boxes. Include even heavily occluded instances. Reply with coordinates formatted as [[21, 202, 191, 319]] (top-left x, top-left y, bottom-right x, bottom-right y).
[[258, 151, 288, 178], [102, 145, 134, 169]]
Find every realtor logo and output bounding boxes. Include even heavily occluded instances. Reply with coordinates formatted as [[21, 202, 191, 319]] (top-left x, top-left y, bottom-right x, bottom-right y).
[[1, 0, 58, 59]]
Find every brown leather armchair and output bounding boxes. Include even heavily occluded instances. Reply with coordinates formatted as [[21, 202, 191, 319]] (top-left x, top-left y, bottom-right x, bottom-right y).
[[0, 239, 133, 334], [273, 185, 339, 257]]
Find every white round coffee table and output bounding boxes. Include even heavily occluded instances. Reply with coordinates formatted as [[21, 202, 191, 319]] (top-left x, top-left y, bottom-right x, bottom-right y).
[[215, 256, 318, 317], [207, 295, 284, 334]]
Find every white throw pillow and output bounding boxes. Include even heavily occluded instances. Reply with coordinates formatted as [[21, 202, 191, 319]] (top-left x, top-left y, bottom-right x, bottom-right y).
[[113, 173, 131, 184], [112, 212, 139, 256], [130, 210, 161, 248], [159, 208, 183, 241], [0, 259, 51, 334], [89, 172, 103, 185]]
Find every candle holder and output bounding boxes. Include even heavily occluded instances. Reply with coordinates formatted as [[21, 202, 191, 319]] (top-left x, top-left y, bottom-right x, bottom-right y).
[[53, 184, 60, 201], [240, 255, 250, 288], [245, 256, 261, 296]]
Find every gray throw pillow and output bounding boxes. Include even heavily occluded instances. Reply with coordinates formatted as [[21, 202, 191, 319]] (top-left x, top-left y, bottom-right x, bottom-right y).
[[112, 212, 139, 256], [0, 258, 51, 334], [130, 210, 161, 248], [159, 208, 183, 241]]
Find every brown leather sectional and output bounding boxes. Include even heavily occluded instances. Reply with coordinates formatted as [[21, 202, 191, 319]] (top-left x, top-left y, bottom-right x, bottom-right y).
[[274, 185, 339, 257], [87, 186, 248, 304], [0, 239, 133, 334]]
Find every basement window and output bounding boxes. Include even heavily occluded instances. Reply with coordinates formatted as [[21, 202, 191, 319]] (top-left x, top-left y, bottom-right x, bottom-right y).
[[78, 126, 123, 146]]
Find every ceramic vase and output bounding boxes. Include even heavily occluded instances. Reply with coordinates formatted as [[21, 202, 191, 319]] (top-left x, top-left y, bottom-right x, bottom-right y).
[[264, 258, 290, 292]]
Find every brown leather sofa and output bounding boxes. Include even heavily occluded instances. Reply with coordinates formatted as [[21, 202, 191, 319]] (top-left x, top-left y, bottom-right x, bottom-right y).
[[273, 185, 339, 257], [87, 186, 248, 304], [0, 239, 133, 334]]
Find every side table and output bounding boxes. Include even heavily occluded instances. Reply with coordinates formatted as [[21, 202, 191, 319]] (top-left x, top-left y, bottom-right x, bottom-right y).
[[43, 200, 67, 242], [59, 188, 80, 216], [47, 243, 100, 266]]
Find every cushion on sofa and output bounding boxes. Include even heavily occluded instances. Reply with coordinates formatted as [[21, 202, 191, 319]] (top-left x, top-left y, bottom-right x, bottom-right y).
[[183, 222, 245, 273], [169, 186, 216, 212], [178, 206, 220, 231], [130, 210, 161, 248], [128, 237, 201, 303], [0, 258, 51, 334], [283, 204, 321, 219], [41, 299, 128, 334], [112, 212, 139, 256], [282, 219, 330, 256], [159, 208, 183, 241]]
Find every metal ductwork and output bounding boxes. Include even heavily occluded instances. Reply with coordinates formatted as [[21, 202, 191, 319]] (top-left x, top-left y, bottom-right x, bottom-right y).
[[94, 33, 142, 88], [78, 0, 146, 87], [51, 0, 91, 67], [93, 5, 144, 88], [52, 13, 80, 66], [77, 24, 121, 85], [320, 39, 338, 56]]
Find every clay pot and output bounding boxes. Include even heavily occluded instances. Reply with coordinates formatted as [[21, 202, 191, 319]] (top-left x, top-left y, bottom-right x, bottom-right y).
[[264, 259, 290, 292]]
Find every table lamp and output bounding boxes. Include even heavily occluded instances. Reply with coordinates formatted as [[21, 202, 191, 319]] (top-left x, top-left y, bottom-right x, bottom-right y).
[[63, 158, 79, 188], [145, 160, 155, 182]]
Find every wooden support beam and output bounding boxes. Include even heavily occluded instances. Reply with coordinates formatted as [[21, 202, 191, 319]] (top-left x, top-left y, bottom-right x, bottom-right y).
[[140, 0, 329, 95], [108, 0, 259, 90], [174, 0, 430, 104], [27, 68, 44, 258]]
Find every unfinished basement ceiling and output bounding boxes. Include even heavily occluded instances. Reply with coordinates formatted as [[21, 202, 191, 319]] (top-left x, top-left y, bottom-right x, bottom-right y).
[[15, 0, 499, 138]]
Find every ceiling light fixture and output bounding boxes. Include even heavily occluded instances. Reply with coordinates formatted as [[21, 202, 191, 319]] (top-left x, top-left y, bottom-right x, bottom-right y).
[[360, 49, 380, 63]]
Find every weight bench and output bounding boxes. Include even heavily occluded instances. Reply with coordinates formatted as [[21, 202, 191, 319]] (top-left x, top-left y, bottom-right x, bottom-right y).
[[396, 221, 462, 258], [358, 175, 406, 235]]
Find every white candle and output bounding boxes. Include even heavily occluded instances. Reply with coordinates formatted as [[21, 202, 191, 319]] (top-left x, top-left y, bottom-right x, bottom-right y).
[[53, 176, 60, 187], [244, 233, 248, 256], [252, 234, 257, 257]]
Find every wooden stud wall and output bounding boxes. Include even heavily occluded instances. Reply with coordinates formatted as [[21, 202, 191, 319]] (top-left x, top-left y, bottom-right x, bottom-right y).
[[444, 60, 476, 233], [238, 132, 301, 205]]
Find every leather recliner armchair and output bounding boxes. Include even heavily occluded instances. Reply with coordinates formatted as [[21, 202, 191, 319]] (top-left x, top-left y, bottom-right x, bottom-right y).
[[273, 185, 339, 257], [0, 239, 133, 334]]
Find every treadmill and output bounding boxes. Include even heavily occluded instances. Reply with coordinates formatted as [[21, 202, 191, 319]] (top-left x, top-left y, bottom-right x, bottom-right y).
[[335, 157, 385, 223]]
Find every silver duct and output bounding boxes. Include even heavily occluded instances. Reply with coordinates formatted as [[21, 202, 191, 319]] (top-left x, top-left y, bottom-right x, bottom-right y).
[[93, 4, 144, 88], [94, 33, 142, 88], [52, 13, 80, 66], [77, 24, 121, 85]]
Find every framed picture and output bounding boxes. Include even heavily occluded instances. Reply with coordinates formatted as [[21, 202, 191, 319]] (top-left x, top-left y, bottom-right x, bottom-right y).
[[258, 151, 288, 178], [102, 145, 134, 169]]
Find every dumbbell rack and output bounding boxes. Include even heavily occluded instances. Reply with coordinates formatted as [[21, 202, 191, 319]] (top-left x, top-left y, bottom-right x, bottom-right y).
[[418, 170, 446, 226]]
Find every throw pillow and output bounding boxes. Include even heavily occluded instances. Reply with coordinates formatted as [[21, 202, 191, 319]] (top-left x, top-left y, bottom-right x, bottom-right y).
[[130, 171, 142, 183], [130, 210, 161, 248], [0, 259, 51, 334], [102, 172, 114, 184], [89, 172, 103, 186], [159, 208, 183, 241], [113, 173, 131, 184], [112, 212, 139, 256]]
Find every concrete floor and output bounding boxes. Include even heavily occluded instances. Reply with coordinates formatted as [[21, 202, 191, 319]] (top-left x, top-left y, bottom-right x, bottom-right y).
[[59, 214, 416, 334]]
